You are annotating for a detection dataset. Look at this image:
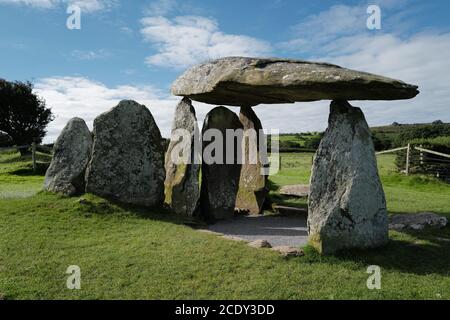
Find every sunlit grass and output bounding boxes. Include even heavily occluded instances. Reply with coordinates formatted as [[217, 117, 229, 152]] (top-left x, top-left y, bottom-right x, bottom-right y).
[[1, 150, 450, 300]]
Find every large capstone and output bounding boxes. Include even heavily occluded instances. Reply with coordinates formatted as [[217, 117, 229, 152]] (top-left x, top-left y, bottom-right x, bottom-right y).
[[44, 117, 92, 196], [308, 100, 388, 255], [85, 100, 165, 207], [164, 98, 201, 216], [201, 106, 243, 220], [235, 107, 268, 215], [172, 57, 419, 106]]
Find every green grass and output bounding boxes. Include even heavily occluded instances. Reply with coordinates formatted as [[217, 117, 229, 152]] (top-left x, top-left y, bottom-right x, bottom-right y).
[[0, 150, 51, 200], [1, 151, 450, 300]]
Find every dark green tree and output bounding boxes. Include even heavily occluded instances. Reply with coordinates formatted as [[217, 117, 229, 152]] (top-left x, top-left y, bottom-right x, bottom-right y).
[[0, 79, 54, 154], [0, 130, 12, 147]]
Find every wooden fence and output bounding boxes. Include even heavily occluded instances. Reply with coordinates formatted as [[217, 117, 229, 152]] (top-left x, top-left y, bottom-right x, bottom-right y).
[[0, 143, 53, 172], [376, 144, 450, 180]]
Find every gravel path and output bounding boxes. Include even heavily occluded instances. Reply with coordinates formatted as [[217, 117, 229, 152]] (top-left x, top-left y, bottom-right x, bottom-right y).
[[207, 215, 308, 247]]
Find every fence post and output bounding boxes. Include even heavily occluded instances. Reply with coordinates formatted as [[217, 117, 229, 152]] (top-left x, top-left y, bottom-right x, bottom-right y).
[[32, 142, 37, 173], [419, 144, 424, 166], [405, 143, 411, 175]]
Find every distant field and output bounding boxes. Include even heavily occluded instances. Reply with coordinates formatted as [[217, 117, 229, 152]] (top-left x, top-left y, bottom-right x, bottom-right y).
[[1, 150, 450, 300], [371, 122, 450, 134]]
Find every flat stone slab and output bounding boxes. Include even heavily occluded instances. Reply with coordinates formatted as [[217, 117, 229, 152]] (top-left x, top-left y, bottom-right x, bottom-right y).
[[389, 212, 448, 231], [272, 205, 307, 216], [279, 184, 310, 197], [172, 57, 419, 106], [206, 215, 308, 247]]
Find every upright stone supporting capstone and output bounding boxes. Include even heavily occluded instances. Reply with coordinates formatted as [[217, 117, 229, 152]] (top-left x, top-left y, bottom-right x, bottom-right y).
[[235, 107, 268, 215], [85, 100, 165, 207], [164, 98, 201, 216], [201, 106, 243, 220], [308, 100, 388, 255], [44, 118, 92, 196]]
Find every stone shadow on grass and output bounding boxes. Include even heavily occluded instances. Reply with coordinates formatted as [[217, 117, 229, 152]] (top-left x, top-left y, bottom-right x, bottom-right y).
[[326, 223, 450, 276], [10, 162, 49, 176], [75, 193, 200, 226]]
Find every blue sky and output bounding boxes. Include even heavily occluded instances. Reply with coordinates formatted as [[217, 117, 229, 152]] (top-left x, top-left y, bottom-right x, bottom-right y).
[[1, 0, 450, 141]]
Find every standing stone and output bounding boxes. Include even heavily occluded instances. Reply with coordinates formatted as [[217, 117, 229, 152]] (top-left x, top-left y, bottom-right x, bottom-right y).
[[201, 107, 243, 220], [235, 107, 268, 215], [85, 100, 165, 207], [164, 98, 200, 216], [44, 118, 92, 196], [308, 100, 388, 255]]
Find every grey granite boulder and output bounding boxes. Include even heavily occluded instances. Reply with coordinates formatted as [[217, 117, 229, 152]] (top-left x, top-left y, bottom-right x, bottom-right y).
[[389, 213, 448, 231], [201, 106, 243, 220], [44, 118, 92, 196], [85, 100, 165, 207], [164, 98, 201, 216], [235, 107, 268, 215], [172, 57, 419, 106], [308, 100, 389, 255]]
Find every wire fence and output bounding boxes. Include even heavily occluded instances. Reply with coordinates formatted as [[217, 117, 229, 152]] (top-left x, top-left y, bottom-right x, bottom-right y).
[[2, 143, 449, 181]]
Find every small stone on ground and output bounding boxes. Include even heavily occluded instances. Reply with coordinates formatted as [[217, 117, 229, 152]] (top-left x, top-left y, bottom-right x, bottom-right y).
[[248, 239, 272, 248], [272, 246, 304, 258]]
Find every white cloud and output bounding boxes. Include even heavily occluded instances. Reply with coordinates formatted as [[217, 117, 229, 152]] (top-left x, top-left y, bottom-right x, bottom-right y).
[[145, 0, 177, 16], [70, 49, 110, 60], [35, 76, 167, 142], [279, 0, 416, 54], [34, 76, 220, 143], [140, 15, 272, 69], [0, 0, 57, 8], [34, 74, 330, 144], [17, 0, 450, 141], [67, 0, 116, 12], [318, 32, 450, 127], [270, 0, 450, 131], [242, 31, 450, 133], [253, 32, 450, 133], [0, 0, 117, 12]]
